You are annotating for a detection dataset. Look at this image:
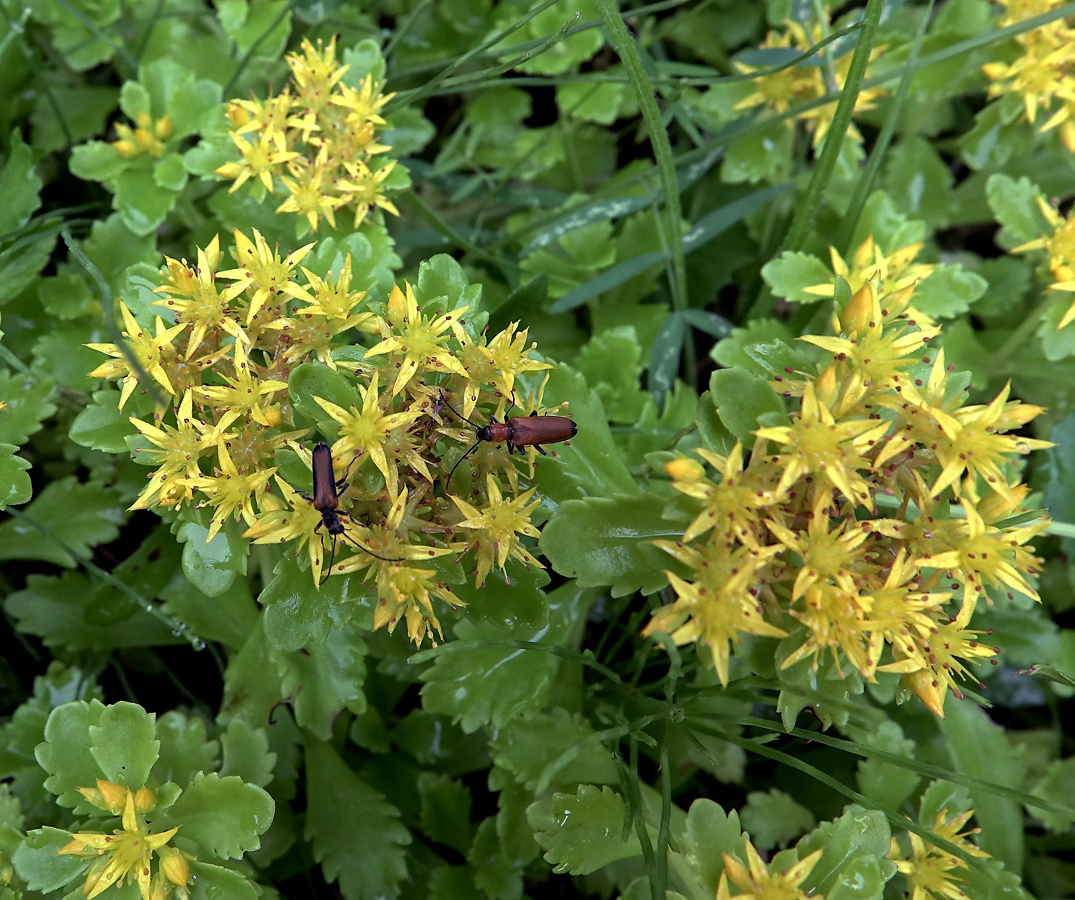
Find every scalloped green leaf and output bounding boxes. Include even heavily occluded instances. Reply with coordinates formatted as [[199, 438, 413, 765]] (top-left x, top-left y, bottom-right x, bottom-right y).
[[940, 699, 1026, 871], [796, 805, 892, 898], [490, 708, 619, 792], [69, 389, 131, 452], [527, 785, 641, 876], [740, 789, 817, 850], [777, 656, 865, 731], [12, 826, 85, 893], [37, 700, 132, 810], [160, 564, 259, 651], [305, 740, 410, 900], [261, 555, 335, 652], [0, 371, 57, 445], [420, 583, 592, 733], [0, 130, 43, 233], [176, 518, 246, 598], [854, 721, 920, 811], [187, 860, 259, 900], [913, 264, 988, 319], [675, 799, 743, 895], [710, 367, 787, 445], [1030, 754, 1075, 833], [32, 85, 119, 155], [0, 443, 32, 509], [722, 119, 793, 183], [541, 492, 675, 596], [154, 711, 218, 788], [163, 772, 274, 860], [153, 153, 188, 192], [69, 141, 127, 184], [538, 364, 634, 502], [0, 236, 52, 306], [418, 771, 473, 854], [986, 173, 1050, 250], [119, 81, 151, 120], [0, 477, 124, 566], [88, 702, 159, 788], [167, 77, 223, 138], [761, 251, 835, 304], [883, 135, 954, 228], [468, 816, 522, 898], [219, 719, 276, 789], [576, 326, 647, 423], [4, 570, 178, 652], [276, 622, 369, 741], [414, 253, 482, 314], [221, 622, 284, 729], [289, 361, 358, 435]]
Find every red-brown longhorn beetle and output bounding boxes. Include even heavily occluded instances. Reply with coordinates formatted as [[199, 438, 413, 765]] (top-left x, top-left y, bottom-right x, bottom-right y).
[[309, 441, 401, 583], [437, 392, 577, 489]]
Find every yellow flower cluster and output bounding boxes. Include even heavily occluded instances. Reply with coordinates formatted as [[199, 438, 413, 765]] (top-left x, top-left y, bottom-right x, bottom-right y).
[[58, 780, 190, 900], [215, 36, 399, 233], [982, 0, 1075, 151], [734, 11, 886, 148], [708, 802, 991, 900], [717, 836, 822, 900], [112, 111, 173, 159], [87, 229, 556, 646], [1012, 195, 1075, 328], [646, 254, 1051, 716], [889, 806, 990, 900]]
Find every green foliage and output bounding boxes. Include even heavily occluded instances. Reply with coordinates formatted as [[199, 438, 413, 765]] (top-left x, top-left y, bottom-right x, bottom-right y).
[[528, 784, 642, 876], [304, 740, 410, 900]]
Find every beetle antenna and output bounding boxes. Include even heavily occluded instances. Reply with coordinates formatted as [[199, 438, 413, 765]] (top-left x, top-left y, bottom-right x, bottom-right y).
[[320, 533, 338, 588], [339, 528, 404, 563], [437, 391, 481, 427], [446, 439, 482, 492]]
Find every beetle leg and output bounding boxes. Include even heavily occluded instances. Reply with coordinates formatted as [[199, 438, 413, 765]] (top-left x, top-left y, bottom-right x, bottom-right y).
[[534, 445, 548, 456], [336, 452, 362, 493]]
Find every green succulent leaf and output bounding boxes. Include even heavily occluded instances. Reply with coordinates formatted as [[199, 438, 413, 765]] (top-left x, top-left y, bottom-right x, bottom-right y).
[[305, 740, 410, 900], [796, 805, 892, 899], [527, 784, 641, 876], [739, 789, 817, 851], [762, 251, 835, 304], [176, 518, 247, 598], [986, 174, 1050, 250], [708, 368, 787, 446], [940, 699, 1027, 871], [12, 826, 85, 894], [420, 583, 592, 733], [219, 719, 276, 789], [37, 701, 158, 811], [418, 771, 473, 854], [188, 861, 260, 900], [0, 444, 32, 509], [163, 772, 274, 860], [490, 708, 620, 792], [540, 492, 676, 596], [0, 131, 43, 233], [154, 711, 218, 788], [0, 372, 57, 446], [276, 622, 370, 741], [674, 799, 743, 895]]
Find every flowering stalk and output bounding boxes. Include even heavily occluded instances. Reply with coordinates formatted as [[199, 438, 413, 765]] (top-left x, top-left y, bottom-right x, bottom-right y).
[[215, 37, 401, 234], [57, 780, 190, 900], [648, 251, 1051, 716], [88, 230, 560, 646]]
